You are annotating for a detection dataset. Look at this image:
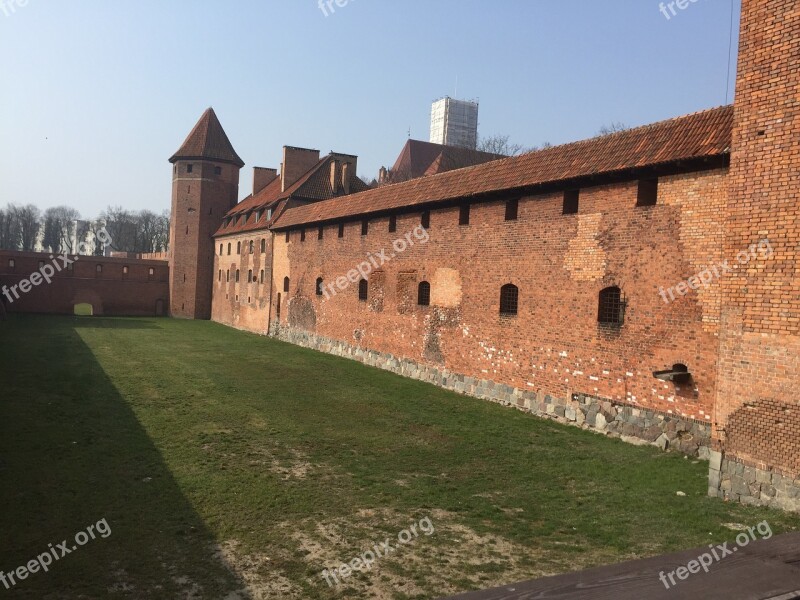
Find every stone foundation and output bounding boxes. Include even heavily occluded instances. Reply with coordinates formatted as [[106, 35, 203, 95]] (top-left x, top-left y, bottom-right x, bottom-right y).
[[708, 452, 800, 512], [270, 324, 711, 457]]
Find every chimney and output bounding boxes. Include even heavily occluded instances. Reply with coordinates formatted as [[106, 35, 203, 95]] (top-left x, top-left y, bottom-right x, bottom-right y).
[[281, 146, 321, 192], [378, 166, 388, 185], [341, 162, 351, 195], [330, 160, 340, 195], [253, 167, 278, 196]]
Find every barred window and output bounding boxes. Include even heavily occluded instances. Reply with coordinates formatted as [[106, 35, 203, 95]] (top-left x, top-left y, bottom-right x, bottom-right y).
[[418, 281, 431, 306], [500, 284, 518, 316], [358, 279, 368, 301], [598, 286, 626, 326]]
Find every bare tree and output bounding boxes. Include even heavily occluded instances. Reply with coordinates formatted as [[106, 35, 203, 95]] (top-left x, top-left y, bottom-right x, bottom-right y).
[[597, 122, 629, 136], [10, 205, 41, 251], [0, 207, 20, 250], [42, 206, 80, 253], [477, 134, 529, 156]]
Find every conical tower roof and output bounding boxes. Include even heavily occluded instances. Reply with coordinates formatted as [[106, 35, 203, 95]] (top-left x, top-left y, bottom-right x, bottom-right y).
[[169, 108, 244, 167]]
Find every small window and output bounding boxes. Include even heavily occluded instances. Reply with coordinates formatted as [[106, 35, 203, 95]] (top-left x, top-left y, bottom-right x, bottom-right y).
[[421, 211, 430, 229], [187, 164, 193, 173], [255, 210, 262, 222], [505, 198, 519, 221], [235, 269, 240, 283], [500, 283, 518, 316], [123, 266, 129, 275], [237, 241, 241, 254], [96, 264, 103, 273], [149, 268, 154, 276], [248, 269, 253, 283], [300, 229, 306, 242], [358, 279, 368, 301], [8, 259, 15, 268], [219, 244, 223, 255], [283, 276, 290, 293], [388, 215, 397, 233], [598, 286, 626, 327], [214, 166, 222, 176], [267, 208, 273, 219], [361, 220, 369, 236], [318, 226, 324, 240], [418, 281, 431, 306], [637, 179, 658, 207], [260, 239, 266, 253], [249, 240, 254, 254], [459, 203, 470, 226], [316, 277, 324, 296], [563, 190, 579, 214], [338, 223, 345, 238]]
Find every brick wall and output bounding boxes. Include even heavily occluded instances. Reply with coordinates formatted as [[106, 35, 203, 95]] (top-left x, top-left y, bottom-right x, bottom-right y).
[[211, 232, 273, 333], [0, 250, 169, 316], [713, 0, 800, 474], [242, 169, 729, 430]]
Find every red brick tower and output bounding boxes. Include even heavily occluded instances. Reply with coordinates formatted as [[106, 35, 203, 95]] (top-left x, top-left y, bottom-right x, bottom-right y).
[[169, 108, 243, 319], [710, 0, 800, 507]]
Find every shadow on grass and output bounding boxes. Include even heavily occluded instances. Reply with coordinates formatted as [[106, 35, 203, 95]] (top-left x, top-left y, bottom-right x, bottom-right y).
[[0, 315, 245, 598]]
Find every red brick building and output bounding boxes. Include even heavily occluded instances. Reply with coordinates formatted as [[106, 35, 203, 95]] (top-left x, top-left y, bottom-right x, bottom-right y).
[[172, 0, 798, 510]]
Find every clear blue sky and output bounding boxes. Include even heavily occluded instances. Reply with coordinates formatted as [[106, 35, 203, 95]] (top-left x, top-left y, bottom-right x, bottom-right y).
[[0, 0, 740, 217]]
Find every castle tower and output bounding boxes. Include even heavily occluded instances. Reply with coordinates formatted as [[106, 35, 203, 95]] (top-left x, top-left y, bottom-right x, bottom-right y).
[[710, 0, 800, 507], [169, 108, 243, 319]]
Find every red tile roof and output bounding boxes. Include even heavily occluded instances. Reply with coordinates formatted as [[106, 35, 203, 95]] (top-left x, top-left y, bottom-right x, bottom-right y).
[[386, 139, 504, 182], [273, 106, 733, 229], [214, 154, 371, 237], [169, 108, 245, 168]]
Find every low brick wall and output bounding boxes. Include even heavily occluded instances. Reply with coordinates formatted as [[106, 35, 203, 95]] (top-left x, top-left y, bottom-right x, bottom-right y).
[[271, 324, 711, 456], [708, 452, 800, 512]]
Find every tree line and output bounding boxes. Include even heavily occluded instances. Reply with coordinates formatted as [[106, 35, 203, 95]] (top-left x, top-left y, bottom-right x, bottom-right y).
[[0, 204, 170, 255]]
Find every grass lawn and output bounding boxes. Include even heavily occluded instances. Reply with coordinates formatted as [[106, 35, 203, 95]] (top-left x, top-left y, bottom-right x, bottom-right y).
[[1, 315, 798, 599]]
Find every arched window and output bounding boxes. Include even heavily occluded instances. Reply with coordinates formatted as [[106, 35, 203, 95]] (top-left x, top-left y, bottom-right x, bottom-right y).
[[260, 270, 265, 284], [260, 239, 266, 253], [418, 281, 431, 306], [219, 244, 223, 255], [358, 279, 368, 301], [248, 269, 253, 283], [227, 243, 231, 255], [316, 277, 324, 296], [249, 240, 254, 254], [226, 270, 230, 282], [235, 269, 240, 283], [500, 284, 518, 316], [598, 286, 625, 326], [283, 276, 290, 293], [218, 270, 222, 282], [237, 241, 241, 254]]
